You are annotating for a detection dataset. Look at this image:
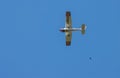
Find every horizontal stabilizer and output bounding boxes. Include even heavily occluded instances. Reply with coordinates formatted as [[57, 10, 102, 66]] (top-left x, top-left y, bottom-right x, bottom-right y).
[[81, 24, 87, 35]]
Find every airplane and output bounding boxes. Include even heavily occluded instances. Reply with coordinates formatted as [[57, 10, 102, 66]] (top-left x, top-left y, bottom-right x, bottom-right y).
[[60, 11, 87, 46]]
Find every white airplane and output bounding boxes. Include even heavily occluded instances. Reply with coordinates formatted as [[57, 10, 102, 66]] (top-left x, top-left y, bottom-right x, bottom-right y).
[[60, 11, 87, 46]]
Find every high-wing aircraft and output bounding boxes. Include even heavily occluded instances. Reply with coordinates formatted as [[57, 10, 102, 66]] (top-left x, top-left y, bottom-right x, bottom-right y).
[[60, 11, 87, 46]]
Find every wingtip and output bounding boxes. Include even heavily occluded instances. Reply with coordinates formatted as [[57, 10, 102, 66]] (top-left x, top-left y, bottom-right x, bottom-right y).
[[66, 41, 71, 46], [66, 11, 71, 16]]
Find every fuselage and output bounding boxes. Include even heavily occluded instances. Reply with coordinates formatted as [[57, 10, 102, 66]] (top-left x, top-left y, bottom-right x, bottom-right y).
[[60, 27, 81, 32]]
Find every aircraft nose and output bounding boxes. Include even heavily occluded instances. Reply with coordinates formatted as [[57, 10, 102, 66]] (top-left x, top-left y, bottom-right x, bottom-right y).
[[59, 29, 65, 32]]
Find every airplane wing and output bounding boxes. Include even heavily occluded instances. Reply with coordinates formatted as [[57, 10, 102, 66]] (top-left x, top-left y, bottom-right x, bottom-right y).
[[66, 11, 72, 28], [66, 31, 72, 46], [65, 11, 72, 46]]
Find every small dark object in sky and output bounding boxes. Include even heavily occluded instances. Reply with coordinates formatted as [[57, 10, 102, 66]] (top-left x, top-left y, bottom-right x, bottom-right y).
[[89, 57, 92, 60]]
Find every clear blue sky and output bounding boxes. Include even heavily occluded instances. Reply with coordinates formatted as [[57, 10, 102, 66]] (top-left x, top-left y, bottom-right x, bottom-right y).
[[0, 0, 120, 78]]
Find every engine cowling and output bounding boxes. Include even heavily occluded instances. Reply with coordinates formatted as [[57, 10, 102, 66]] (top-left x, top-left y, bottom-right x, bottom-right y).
[[60, 29, 65, 32]]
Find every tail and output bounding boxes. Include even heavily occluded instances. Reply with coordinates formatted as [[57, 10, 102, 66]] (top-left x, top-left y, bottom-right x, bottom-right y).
[[80, 24, 87, 35]]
